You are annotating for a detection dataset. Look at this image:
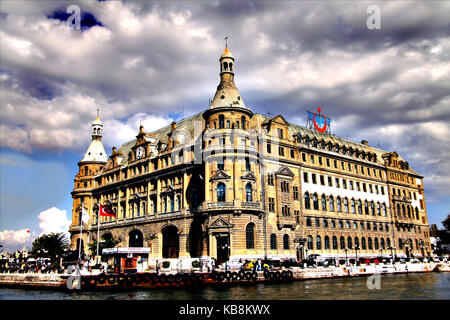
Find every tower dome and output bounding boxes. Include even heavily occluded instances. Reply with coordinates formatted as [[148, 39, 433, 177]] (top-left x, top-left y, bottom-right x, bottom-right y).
[[81, 113, 107, 163], [210, 46, 247, 109]]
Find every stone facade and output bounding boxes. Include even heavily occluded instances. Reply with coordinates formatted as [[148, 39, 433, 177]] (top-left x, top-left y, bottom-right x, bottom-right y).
[[69, 47, 432, 263]]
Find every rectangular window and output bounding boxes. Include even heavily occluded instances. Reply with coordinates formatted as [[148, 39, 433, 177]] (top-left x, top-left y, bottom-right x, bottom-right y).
[[217, 161, 224, 171], [320, 175, 325, 185], [341, 162, 345, 170], [279, 147, 285, 156], [268, 198, 275, 212], [303, 172, 309, 183], [302, 153, 306, 162], [278, 128, 284, 139], [335, 178, 340, 188], [363, 183, 367, 192], [350, 181, 354, 190], [328, 176, 332, 187], [361, 167, 364, 175], [381, 186, 385, 195], [319, 157, 323, 165], [267, 143, 271, 154], [312, 174, 317, 184], [342, 179, 347, 189], [310, 155, 315, 164], [334, 160, 338, 169], [348, 163, 352, 171], [356, 182, 360, 191], [326, 158, 330, 167], [268, 174, 274, 186], [293, 186, 299, 200], [290, 149, 295, 158]]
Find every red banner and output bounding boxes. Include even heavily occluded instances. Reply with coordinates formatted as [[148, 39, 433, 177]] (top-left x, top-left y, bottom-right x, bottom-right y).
[[99, 204, 116, 217]]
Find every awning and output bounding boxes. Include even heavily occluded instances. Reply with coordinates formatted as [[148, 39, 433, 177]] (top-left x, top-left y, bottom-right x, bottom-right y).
[[102, 247, 151, 255]]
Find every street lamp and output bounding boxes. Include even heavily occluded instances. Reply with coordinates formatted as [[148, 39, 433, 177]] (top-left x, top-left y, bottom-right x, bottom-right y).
[[344, 247, 348, 266], [355, 245, 360, 266]]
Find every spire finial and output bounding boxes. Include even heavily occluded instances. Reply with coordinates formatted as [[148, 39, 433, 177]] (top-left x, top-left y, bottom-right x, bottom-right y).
[[224, 36, 228, 48], [96, 108, 99, 120]]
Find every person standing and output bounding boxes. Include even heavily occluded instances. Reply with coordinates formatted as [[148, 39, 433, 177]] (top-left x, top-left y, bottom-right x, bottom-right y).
[[156, 260, 160, 275], [211, 258, 216, 272]]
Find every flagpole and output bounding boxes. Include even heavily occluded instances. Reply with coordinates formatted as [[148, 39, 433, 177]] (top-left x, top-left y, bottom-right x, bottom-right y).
[[96, 202, 100, 262], [78, 201, 83, 261]]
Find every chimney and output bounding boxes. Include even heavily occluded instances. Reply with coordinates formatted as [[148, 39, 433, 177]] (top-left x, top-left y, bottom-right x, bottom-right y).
[[361, 140, 368, 146]]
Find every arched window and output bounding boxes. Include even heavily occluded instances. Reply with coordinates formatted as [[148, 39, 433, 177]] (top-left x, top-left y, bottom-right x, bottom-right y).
[[371, 201, 375, 215], [415, 207, 419, 219], [377, 202, 381, 216], [347, 237, 353, 249], [332, 236, 338, 249], [336, 197, 341, 212], [241, 116, 246, 130], [358, 200, 363, 214], [355, 237, 360, 248], [217, 183, 226, 202], [340, 236, 345, 249], [407, 206, 411, 218], [383, 203, 387, 216], [223, 61, 228, 71], [307, 235, 313, 250], [399, 238, 403, 249], [361, 237, 366, 250], [329, 196, 334, 212], [313, 194, 319, 210], [368, 237, 373, 250], [246, 223, 255, 249], [351, 199, 356, 213], [306, 218, 311, 226], [246, 183, 253, 202], [219, 115, 225, 129], [402, 204, 406, 217], [304, 192, 311, 209], [283, 234, 290, 250], [270, 234, 277, 250], [387, 238, 391, 248], [374, 238, 379, 250], [396, 203, 401, 217], [364, 201, 369, 215], [325, 236, 330, 250], [321, 195, 327, 211], [344, 198, 349, 213], [316, 236, 322, 250], [380, 238, 385, 249]]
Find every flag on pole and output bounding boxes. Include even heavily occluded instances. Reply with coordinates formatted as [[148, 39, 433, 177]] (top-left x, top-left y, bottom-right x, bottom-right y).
[[99, 204, 116, 217], [81, 206, 90, 223]]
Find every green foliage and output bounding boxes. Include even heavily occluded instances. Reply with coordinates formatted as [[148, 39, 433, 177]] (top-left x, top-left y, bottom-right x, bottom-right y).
[[191, 260, 200, 268], [30, 232, 69, 265], [88, 237, 120, 255], [442, 214, 450, 232]]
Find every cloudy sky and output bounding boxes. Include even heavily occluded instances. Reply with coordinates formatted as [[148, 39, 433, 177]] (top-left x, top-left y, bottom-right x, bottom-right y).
[[0, 0, 449, 252]]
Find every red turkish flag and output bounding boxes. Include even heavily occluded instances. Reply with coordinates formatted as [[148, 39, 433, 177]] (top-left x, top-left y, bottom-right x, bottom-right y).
[[99, 204, 116, 217]]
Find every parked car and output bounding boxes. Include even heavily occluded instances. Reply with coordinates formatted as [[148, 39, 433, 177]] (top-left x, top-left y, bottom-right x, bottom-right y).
[[224, 259, 243, 271], [410, 258, 420, 263], [282, 259, 302, 268]]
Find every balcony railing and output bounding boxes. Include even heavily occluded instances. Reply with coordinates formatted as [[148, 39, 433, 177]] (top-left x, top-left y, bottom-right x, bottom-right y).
[[241, 202, 261, 209], [207, 202, 233, 209]]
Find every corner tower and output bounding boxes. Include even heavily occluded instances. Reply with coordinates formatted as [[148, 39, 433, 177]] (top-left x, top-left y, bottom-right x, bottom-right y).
[[69, 112, 108, 253], [210, 46, 246, 109]]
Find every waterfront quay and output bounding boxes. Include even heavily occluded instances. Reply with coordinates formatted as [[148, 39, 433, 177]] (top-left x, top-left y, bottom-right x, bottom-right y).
[[0, 261, 448, 291]]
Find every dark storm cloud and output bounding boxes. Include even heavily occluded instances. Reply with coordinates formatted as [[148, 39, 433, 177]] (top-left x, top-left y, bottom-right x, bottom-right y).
[[0, 0, 449, 207]]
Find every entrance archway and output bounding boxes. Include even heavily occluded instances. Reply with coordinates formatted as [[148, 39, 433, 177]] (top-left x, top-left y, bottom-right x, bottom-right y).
[[215, 234, 230, 265], [189, 222, 203, 257], [129, 230, 143, 247], [162, 226, 179, 258]]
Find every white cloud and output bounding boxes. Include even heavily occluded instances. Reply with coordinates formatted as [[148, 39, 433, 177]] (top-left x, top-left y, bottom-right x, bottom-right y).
[[37, 207, 71, 239], [0, 229, 33, 252]]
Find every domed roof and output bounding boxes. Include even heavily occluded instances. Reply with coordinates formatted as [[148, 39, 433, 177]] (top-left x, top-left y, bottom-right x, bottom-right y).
[[221, 47, 233, 59], [92, 115, 103, 126]]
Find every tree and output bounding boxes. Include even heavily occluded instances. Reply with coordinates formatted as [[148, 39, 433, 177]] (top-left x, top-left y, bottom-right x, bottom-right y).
[[442, 213, 450, 232], [31, 232, 70, 265], [88, 236, 120, 256]]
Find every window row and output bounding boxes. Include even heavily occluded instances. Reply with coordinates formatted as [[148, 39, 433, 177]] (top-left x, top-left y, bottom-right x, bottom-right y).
[[307, 235, 391, 251], [305, 217, 390, 232], [304, 193, 388, 216]]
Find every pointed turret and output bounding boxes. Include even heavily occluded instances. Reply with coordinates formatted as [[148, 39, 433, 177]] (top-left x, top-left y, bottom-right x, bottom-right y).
[[210, 46, 247, 109], [81, 113, 107, 163]]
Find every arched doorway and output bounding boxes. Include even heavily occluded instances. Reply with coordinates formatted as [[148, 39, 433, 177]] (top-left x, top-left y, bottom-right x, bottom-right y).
[[129, 230, 143, 247], [76, 238, 84, 253], [189, 222, 203, 258], [162, 226, 179, 258]]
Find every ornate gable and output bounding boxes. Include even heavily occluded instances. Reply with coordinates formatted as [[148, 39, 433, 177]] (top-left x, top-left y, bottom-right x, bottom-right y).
[[209, 216, 233, 229], [241, 171, 257, 181], [275, 165, 295, 178], [210, 170, 231, 181]]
